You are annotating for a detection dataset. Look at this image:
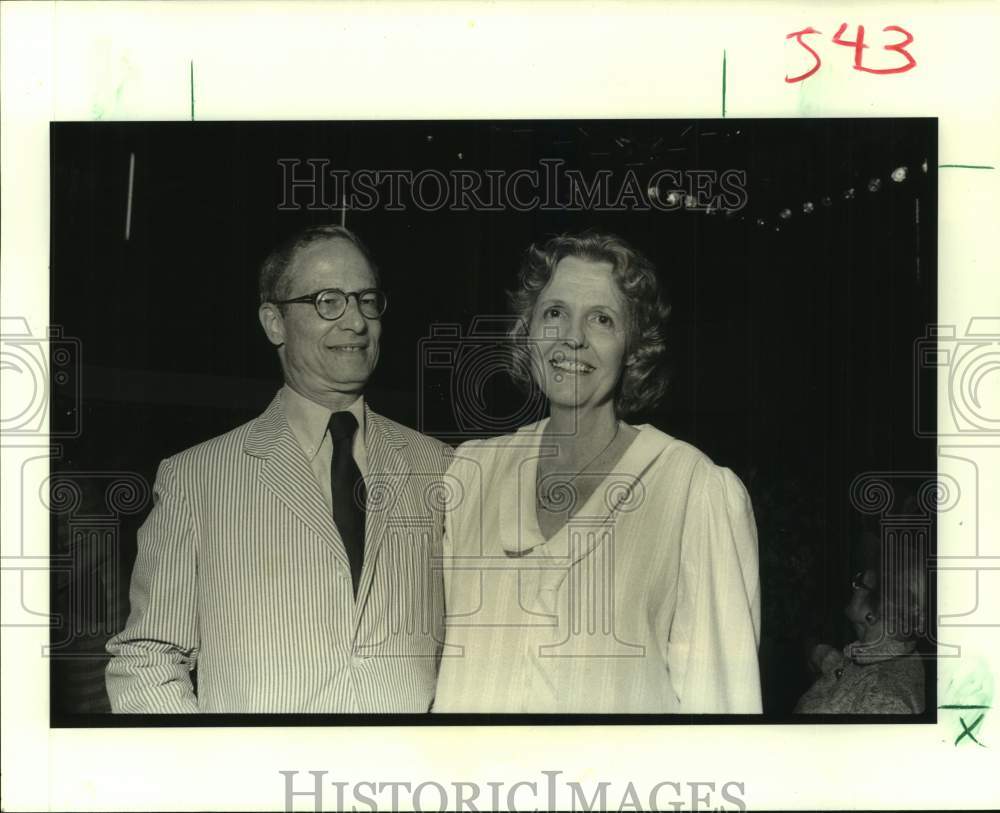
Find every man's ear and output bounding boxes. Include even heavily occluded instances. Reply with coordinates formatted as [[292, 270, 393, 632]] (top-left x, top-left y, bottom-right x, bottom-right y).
[[258, 303, 286, 347]]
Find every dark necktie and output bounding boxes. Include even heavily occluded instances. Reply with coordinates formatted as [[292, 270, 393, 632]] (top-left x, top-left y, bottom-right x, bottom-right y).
[[328, 411, 366, 595]]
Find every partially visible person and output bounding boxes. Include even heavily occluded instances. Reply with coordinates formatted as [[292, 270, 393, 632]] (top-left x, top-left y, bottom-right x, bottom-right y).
[[433, 232, 761, 714], [795, 550, 927, 714]]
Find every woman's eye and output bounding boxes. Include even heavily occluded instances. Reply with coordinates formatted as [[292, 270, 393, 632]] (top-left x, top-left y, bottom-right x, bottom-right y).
[[592, 312, 614, 327], [543, 307, 563, 319]]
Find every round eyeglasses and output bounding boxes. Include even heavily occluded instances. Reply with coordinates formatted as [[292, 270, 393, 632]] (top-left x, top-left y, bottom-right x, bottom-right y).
[[273, 288, 388, 321]]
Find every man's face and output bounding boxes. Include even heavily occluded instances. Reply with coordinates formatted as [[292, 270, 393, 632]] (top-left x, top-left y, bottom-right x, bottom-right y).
[[259, 238, 381, 408]]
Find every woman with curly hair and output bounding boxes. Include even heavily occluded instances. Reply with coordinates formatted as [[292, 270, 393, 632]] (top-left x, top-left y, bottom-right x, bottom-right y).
[[433, 232, 762, 713]]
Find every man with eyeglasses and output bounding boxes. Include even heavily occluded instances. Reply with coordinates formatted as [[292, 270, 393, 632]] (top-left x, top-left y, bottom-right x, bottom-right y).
[[106, 225, 450, 713]]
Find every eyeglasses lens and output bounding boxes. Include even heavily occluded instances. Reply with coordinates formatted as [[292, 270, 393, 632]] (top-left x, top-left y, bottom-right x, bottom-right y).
[[315, 290, 386, 320]]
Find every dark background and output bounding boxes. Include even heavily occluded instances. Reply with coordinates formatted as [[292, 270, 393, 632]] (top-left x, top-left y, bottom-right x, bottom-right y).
[[49, 119, 936, 721]]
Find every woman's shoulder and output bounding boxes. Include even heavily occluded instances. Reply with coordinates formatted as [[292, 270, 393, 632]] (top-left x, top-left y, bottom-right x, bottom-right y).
[[875, 651, 926, 690], [848, 656, 925, 713], [633, 426, 746, 491], [445, 422, 546, 470], [632, 424, 708, 465], [628, 428, 755, 540]]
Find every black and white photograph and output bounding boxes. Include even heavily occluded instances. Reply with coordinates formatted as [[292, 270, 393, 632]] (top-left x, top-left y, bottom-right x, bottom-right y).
[[4, 3, 1000, 811], [47, 117, 937, 724]]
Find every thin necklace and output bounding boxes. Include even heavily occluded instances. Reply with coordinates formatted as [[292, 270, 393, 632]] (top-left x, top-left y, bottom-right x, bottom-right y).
[[538, 421, 621, 509]]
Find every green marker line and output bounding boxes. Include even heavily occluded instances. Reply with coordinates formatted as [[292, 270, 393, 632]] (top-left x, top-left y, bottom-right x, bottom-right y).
[[190, 61, 195, 121], [722, 50, 727, 118], [939, 704, 992, 710], [954, 713, 985, 746], [938, 164, 994, 170]]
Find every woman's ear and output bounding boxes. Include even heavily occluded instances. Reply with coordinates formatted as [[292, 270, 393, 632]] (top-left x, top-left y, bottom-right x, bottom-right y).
[[258, 303, 286, 347], [625, 351, 638, 368]]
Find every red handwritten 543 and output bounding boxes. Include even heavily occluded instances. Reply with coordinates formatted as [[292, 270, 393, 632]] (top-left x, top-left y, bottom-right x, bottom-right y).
[[785, 24, 916, 83]]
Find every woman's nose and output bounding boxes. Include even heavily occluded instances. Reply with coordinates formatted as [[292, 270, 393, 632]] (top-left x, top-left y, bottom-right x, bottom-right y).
[[561, 319, 587, 348]]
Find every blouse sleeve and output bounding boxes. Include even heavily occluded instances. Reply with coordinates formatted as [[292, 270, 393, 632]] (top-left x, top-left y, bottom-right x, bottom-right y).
[[666, 463, 762, 713]]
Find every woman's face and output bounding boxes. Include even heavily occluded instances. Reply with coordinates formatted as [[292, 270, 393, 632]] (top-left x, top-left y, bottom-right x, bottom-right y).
[[528, 255, 632, 413]]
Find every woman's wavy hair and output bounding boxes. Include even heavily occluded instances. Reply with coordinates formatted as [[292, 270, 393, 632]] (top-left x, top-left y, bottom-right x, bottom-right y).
[[506, 231, 672, 417]]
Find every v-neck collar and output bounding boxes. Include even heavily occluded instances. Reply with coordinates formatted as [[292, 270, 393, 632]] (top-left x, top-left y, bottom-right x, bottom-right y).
[[502, 418, 672, 559]]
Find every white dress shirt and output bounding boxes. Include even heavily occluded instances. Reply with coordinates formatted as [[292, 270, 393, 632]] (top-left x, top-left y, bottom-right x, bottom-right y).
[[281, 384, 368, 511]]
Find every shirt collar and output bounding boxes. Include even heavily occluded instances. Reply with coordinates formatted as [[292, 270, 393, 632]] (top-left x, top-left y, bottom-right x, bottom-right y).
[[281, 384, 366, 460], [845, 637, 916, 665]]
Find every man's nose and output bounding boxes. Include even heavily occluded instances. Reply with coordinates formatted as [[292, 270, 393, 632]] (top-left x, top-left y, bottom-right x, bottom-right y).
[[337, 295, 368, 331]]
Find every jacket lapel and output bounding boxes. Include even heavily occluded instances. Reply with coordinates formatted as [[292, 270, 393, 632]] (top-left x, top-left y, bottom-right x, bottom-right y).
[[354, 406, 412, 612], [244, 392, 351, 573]]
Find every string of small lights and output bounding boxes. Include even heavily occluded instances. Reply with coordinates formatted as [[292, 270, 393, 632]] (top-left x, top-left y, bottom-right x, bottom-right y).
[[659, 158, 928, 232], [742, 159, 927, 232]]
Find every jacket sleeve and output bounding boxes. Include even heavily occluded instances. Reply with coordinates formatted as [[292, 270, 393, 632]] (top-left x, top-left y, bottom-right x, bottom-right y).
[[666, 464, 762, 713], [105, 457, 200, 712]]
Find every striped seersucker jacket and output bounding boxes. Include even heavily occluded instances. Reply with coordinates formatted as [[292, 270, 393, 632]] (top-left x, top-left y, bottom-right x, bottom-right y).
[[106, 391, 451, 713]]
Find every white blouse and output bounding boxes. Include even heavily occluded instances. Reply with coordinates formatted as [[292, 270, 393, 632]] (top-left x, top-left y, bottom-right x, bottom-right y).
[[432, 420, 762, 714]]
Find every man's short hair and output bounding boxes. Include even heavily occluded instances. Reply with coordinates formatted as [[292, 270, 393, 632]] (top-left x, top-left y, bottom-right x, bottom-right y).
[[258, 224, 381, 306]]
